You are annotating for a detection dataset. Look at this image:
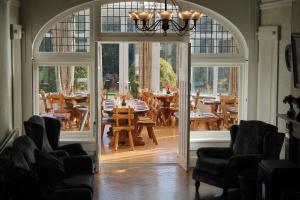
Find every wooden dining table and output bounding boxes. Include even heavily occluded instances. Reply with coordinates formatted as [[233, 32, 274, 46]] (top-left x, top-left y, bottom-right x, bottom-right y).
[[103, 99, 149, 146], [153, 93, 175, 126], [174, 111, 220, 131]]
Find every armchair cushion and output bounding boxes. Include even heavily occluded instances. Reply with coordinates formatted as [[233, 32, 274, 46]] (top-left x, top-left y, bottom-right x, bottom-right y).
[[196, 157, 229, 175], [233, 120, 278, 155], [34, 151, 66, 185], [25, 115, 54, 152], [61, 174, 94, 192], [197, 147, 233, 159], [229, 154, 264, 170], [13, 136, 38, 165], [63, 155, 93, 174], [57, 143, 88, 156], [263, 132, 285, 159]]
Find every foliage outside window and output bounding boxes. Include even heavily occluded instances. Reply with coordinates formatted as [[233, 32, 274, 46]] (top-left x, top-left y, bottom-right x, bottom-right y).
[[191, 66, 238, 96], [39, 66, 89, 94], [160, 58, 176, 90]]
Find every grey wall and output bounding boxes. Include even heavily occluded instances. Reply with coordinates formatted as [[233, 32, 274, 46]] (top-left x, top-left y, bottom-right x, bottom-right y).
[[0, 0, 20, 142], [20, 0, 259, 121]]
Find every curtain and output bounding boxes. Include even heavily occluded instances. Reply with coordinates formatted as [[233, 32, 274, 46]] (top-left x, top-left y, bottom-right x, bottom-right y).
[[139, 42, 152, 90], [52, 16, 75, 94], [229, 66, 238, 96]]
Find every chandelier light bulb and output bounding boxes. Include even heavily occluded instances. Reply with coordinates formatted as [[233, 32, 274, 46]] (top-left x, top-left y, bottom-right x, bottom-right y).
[[128, 0, 203, 35], [178, 10, 193, 20], [157, 10, 173, 20], [128, 11, 139, 20], [136, 11, 152, 21], [191, 11, 203, 20]]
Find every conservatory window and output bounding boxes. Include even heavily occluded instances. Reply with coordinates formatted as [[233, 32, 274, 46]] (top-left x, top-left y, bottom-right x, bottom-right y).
[[39, 9, 90, 53], [191, 66, 238, 96]]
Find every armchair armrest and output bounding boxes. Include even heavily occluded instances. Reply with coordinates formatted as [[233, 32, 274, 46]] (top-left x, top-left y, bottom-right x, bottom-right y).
[[47, 188, 92, 200], [197, 147, 233, 159], [281, 191, 300, 200], [63, 155, 93, 174], [229, 154, 264, 170], [50, 150, 69, 158]]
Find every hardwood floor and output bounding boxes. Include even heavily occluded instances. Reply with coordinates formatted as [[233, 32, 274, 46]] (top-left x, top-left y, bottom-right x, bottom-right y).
[[100, 126, 179, 164], [94, 164, 241, 200]]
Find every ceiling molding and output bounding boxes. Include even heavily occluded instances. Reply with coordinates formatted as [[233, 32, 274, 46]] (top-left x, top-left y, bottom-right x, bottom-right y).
[[260, 0, 292, 10]]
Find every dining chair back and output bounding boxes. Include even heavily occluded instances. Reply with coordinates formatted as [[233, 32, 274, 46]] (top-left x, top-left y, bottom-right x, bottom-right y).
[[112, 107, 135, 151], [220, 94, 238, 129]]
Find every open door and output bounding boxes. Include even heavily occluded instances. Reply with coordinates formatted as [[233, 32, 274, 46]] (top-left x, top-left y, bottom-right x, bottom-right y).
[[94, 42, 103, 171], [178, 43, 191, 171]]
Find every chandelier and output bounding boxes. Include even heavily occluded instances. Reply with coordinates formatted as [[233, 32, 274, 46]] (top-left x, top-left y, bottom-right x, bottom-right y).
[[128, 0, 203, 35]]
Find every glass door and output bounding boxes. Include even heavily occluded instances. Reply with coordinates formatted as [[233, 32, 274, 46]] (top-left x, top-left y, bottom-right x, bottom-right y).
[[102, 43, 120, 99]]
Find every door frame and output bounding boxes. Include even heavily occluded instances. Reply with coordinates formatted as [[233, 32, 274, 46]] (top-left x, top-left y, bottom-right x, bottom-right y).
[[96, 40, 191, 170]]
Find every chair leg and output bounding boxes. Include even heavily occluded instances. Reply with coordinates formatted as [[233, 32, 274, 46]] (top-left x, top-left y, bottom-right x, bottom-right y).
[[114, 132, 119, 151], [138, 126, 143, 135], [101, 124, 105, 139], [147, 126, 158, 145], [195, 180, 200, 192], [128, 131, 135, 151]]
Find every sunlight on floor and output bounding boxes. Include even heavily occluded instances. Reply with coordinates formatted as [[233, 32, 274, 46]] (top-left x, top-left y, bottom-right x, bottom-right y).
[[100, 126, 179, 164]]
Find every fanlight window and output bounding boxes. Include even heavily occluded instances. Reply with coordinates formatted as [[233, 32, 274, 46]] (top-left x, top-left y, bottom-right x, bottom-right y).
[[39, 9, 90, 53], [101, 1, 179, 33], [190, 16, 239, 54], [100, 2, 239, 54]]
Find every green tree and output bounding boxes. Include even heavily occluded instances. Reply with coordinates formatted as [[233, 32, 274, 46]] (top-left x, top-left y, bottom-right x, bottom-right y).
[[129, 64, 139, 98], [160, 58, 176, 89], [74, 66, 88, 91]]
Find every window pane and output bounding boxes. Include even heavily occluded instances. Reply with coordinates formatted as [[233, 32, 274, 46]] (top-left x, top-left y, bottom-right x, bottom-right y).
[[102, 44, 120, 99], [100, 1, 178, 33], [38, 65, 90, 132], [191, 67, 214, 95], [190, 15, 239, 54], [39, 9, 90, 52], [217, 67, 231, 94], [128, 43, 139, 98], [160, 43, 177, 89]]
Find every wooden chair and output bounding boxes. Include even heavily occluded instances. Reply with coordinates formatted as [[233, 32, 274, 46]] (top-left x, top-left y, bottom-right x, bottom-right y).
[[47, 93, 72, 129], [112, 107, 135, 151], [39, 89, 49, 114], [137, 109, 158, 145], [101, 107, 114, 139], [220, 94, 238, 129], [194, 89, 201, 110]]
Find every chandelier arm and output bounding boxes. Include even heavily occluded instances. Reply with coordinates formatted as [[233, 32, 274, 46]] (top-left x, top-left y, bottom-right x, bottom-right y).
[[134, 19, 162, 32], [169, 19, 188, 31]]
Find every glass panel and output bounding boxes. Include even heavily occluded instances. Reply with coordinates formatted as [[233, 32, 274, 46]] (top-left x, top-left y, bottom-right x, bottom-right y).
[[38, 65, 90, 132], [217, 67, 231, 94], [160, 43, 177, 90], [191, 67, 214, 95], [101, 1, 178, 33], [191, 66, 239, 96], [102, 44, 120, 99], [190, 15, 239, 54], [39, 9, 90, 52], [128, 43, 139, 98]]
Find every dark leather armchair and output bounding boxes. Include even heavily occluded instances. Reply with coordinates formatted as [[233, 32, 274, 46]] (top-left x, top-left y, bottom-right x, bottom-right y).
[[24, 115, 88, 156], [192, 120, 285, 199], [0, 135, 94, 200]]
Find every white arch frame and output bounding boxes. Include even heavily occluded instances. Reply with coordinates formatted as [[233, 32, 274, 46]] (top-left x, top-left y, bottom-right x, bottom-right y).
[[31, 0, 249, 135]]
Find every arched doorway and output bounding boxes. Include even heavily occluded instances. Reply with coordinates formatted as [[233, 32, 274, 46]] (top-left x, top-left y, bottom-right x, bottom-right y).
[[32, 0, 248, 171]]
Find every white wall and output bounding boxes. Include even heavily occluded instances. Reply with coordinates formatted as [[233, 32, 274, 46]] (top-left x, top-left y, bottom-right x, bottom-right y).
[[0, 0, 21, 142], [20, 0, 259, 121]]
